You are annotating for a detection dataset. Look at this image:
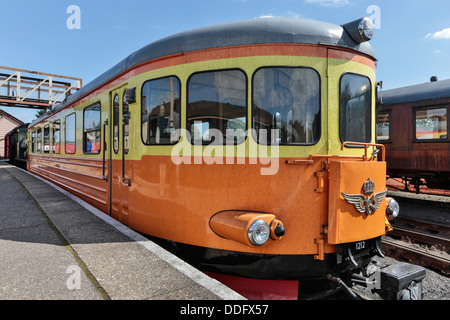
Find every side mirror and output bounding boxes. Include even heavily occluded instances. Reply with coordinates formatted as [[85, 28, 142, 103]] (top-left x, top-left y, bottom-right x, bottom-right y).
[[124, 88, 136, 104]]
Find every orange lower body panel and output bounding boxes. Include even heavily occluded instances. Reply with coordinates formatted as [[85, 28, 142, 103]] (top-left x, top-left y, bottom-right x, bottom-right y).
[[128, 155, 331, 255]]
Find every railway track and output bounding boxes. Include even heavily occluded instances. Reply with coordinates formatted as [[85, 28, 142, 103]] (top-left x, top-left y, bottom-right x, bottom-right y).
[[382, 217, 450, 276]]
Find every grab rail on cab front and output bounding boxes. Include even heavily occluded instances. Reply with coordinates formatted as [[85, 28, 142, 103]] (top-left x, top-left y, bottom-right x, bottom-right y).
[[341, 142, 385, 162]]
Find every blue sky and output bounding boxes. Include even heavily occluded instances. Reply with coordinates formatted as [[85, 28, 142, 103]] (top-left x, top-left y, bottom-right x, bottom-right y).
[[2, 0, 450, 123]]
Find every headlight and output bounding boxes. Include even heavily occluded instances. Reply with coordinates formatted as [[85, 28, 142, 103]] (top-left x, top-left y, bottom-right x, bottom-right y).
[[358, 17, 374, 42], [248, 219, 270, 246], [386, 198, 400, 219], [210, 211, 284, 247], [342, 17, 374, 44]]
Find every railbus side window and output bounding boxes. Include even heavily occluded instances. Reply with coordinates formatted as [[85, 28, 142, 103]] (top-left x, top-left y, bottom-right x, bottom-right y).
[[37, 128, 42, 153], [376, 113, 390, 141], [53, 120, 61, 154], [415, 107, 448, 140], [187, 69, 247, 145], [113, 94, 120, 153], [31, 131, 36, 153], [43, 125, 50, 153], [65, 113, 76, 154], [123, 95, 129, 153], [141, 76, 181, 145], [339, 73, 372, 143], [83, 104, 101, 154], [253, 67, 321, 145]]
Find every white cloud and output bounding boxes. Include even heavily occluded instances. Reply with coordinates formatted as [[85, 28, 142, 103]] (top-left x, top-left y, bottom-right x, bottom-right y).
[[305, 0, 351, 7], [433, 50, 443, 54], [426, 28, 450, 39], [257, 14, 278, 19], [256, 11, 304, 19]]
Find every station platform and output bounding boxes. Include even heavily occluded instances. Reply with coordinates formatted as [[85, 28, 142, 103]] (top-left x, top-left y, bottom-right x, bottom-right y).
[[0, 162, 245, 300]]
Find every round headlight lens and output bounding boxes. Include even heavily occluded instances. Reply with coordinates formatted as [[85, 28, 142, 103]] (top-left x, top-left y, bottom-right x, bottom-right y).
[[386, 199, 400, 219], [358, 17, 374, 41], [248, 220, 270, 246]]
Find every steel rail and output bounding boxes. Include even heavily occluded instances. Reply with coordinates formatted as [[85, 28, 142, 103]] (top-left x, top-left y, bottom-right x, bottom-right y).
[[382, 237, 450, 276]]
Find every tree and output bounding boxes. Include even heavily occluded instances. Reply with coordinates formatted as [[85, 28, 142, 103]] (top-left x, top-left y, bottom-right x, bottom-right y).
[[34, 108, 48, 120]]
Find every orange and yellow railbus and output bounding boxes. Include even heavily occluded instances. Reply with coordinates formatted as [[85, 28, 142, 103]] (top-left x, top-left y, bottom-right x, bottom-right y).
[[28, 17, 424, 300]]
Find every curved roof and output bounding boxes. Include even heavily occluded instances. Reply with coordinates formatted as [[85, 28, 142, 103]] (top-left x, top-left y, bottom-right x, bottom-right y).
[[31, 17, 375, 127], [380, 79, 450, 106]]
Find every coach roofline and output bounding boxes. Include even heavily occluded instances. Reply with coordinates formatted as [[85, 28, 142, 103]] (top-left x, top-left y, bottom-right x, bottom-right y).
[[30, 17, 375, 128], [379, 78, 450, 106]]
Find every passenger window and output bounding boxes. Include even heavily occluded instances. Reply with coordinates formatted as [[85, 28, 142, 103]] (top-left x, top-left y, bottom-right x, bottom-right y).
[[376, 113, 390, 141], [188, 70, 247, 145], [84, 104, 101, 154], [31, 131, 36, 153], [340, 73, 372, 143], [253, 67, 321, 145], [37, 128, 42, 153], [113, 94, 120, 153], [141, 76, 181, 145], [65, 113, 76, 154], [53, 120, 61, 154], [415, 107, 448, 140], [43, 125, 50, 153], [123, 95, 130, 154]]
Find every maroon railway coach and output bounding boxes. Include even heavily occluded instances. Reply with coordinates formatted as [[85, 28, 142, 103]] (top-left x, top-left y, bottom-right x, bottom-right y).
[[377, 78, 450, 190]]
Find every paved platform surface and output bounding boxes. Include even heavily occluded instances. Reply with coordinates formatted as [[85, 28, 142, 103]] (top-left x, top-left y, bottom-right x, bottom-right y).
[[0, 163, 244, 300]]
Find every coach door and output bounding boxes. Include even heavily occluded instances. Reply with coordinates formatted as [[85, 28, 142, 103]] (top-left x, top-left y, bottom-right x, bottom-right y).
[[109, 87, 131, 225]]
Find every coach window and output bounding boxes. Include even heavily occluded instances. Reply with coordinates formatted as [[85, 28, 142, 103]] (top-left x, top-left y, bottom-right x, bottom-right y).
[[376, 113, 390, 141], [84, 104, 101, 154], [415, 107, 448, 140], [339, 73, 372, 143], [188, 70, 247, 145], [37, 128, 42, 153], [65, 113, 76, 154], [31, 131, 36, 153], [141, 76, 181, 145], [113, 94, 120, 153], [123, 95, 130, 153], [53, 120, 61, 154], [253, 67, 320, 145], [43, 125, 50, 153]]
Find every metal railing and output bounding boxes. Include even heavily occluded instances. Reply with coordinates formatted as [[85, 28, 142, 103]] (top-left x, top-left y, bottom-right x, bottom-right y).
[[0, 66, 82, 109]]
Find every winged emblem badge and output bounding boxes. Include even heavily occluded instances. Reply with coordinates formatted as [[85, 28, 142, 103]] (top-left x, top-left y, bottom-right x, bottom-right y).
[[341, 179, 387, 216]]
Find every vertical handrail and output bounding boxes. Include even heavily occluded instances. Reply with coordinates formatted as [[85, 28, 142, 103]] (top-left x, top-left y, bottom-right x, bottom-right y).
[[122, 110, 131, 186], [102, 119, 108, 181]]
